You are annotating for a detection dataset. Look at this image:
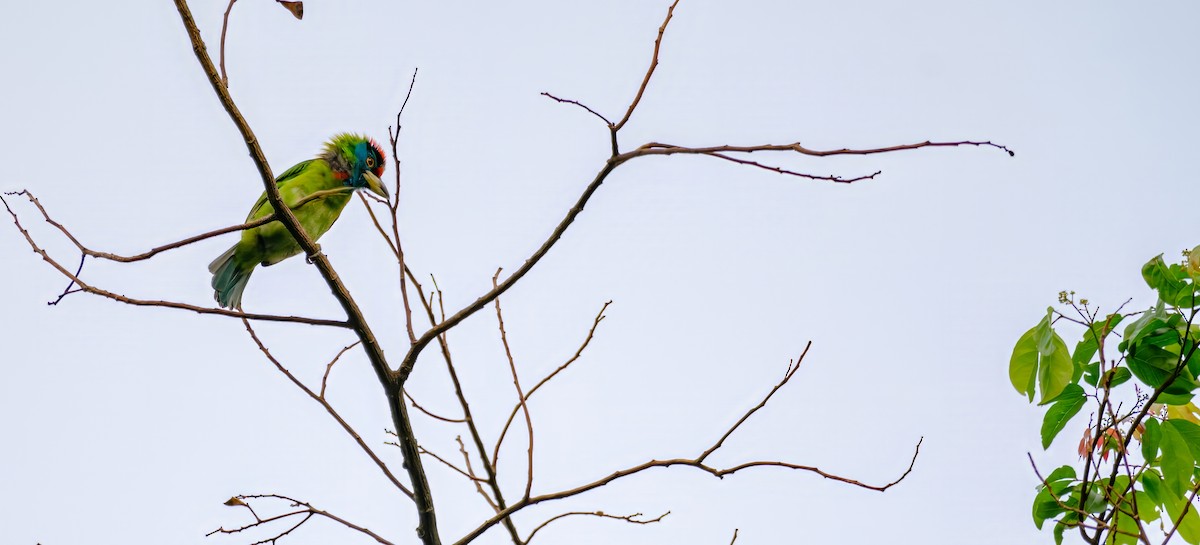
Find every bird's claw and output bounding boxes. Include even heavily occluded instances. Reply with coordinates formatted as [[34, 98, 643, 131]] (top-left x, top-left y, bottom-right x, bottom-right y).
[[306, 244, 323, 264]]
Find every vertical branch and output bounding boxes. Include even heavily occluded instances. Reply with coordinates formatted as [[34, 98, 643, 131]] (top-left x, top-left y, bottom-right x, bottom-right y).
[[492, 269, 535, 500], [171, 2, 439, 543], [408, 275, 526, 545], [388, 68, 419, 345], [611, 0, 680, 133], [219, 0, 237, 87]]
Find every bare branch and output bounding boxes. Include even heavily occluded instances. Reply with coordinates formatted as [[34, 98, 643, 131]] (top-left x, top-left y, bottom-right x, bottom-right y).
[[320, 340, 361, 399], [210, 494, 396, 545], [405, 389, 467, 424], [387, 69, 420, 345], [241, 319, 414, 500], [457, 436, 500, 513], [219, 0, 236, 87], [637, 139, 1014, 158], [698, 342, 810, 463], [706, 151, 880, 183], [453, 346, 923, 545], [3, 193, 349, 327], [408, 275, 524, 544], [613, 0, 681, 132], [525, 510, 669, 543], [419, 444, 488, 483], [6, 189, 275, 263], [454, 435, 921, 545], [540, 92, 613, 127], [494, 301, 609, 469], [46, 253, 85, 305], [492, 269, 535, 500]]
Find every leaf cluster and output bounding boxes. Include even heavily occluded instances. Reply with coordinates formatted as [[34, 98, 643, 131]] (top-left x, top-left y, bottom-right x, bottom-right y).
[[1012, 251, 1200, 544]]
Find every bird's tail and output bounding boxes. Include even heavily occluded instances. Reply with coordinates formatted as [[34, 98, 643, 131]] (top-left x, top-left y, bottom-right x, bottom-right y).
[[209, 245, 254, 309]]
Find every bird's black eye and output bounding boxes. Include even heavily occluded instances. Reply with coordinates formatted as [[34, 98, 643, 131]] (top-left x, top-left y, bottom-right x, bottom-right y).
[[366, 157, 375, 169]]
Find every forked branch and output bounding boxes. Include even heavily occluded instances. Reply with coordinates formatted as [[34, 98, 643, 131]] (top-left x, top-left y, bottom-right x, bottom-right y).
[[209, 494, 394, 545], [452, 344, 923, 545]]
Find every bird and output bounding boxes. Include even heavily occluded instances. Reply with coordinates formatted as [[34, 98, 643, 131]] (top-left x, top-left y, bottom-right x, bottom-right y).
[[209, 133, 389, 309]]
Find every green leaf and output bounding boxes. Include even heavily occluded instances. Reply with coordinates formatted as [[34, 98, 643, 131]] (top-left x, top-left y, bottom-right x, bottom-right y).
[[1144, 254, 1189, 304], [1142, 470, 1164, 505], [1011, 309, 1075, 404], [1160, 422, 1194, 497], [1160, 483, 1200, 544], [1033, 466, 1077, 529], [1033, 486, 1063, 529], [1165, 420, 1200, 461], [1012, 327, 1039, 401], [1084, 362, 1101, 387], [1123, 300, 1167, 350], [1143, 418, 1162, 463], [1054, 520, 1069, 545], [1136, 491, 1160, 523], [1042, 385, 1086, 449], [1046, 465, 1077, 484], [1039, 333, 1074, 405], [1111, 511, 1139, 545]]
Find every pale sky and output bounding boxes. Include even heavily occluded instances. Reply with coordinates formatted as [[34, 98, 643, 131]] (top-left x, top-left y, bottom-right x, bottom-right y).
[[3, 1, 1199, 544]]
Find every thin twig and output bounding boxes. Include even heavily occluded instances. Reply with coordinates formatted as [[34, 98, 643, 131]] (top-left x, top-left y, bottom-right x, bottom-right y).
[[47, 253, 85, 305], [405, 389, 466, 423], [494, 301, 609, 469], [492, 269, 535, 500], [707, 151, 880, 183], [524, 510, 669, 543], [409, 276, 524, 544], [210, 494, 396, 545], [420, 445, 488, 483], [457, 436, 500, 513], [219, 0, 237, 87], [241, 318, 414, 500], [612, 0, 681, 132], [320, 341, 362, 399], [540, 92, 613, 127], [387, 67, 420, 345], [698, 343, 811, 463]]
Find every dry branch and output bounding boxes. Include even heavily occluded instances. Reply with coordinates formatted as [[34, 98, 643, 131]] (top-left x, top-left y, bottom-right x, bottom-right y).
[[452, 344, 923, 545], [209, 494, 394, 545], [524, 510, 670, 543], [2, 191, 347, 327], [171, 2, 440, 542], [241, 319, 414, 500], [492, 269, 535, 500]]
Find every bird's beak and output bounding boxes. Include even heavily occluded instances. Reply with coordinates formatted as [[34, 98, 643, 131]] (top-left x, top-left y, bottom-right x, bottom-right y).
[[362, 171, 389, 200]]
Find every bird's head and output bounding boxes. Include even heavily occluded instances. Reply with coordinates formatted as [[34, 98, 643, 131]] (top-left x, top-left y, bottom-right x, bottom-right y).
[[323, 133, 389, 200]]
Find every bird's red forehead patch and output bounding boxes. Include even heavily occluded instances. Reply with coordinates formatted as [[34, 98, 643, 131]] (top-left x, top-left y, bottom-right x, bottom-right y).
[[369, 137, 386, 164]]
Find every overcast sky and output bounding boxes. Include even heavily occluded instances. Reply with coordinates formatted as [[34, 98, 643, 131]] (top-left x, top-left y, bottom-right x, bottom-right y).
[[3, 1, 1199, 544]]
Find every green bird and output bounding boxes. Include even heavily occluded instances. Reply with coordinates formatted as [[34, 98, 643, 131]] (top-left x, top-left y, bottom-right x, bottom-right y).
[[209, 133, 389, 309]]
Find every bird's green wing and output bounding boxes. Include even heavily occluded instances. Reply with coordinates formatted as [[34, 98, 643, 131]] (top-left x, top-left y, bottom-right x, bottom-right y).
[[244, 159, 317, 221]]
